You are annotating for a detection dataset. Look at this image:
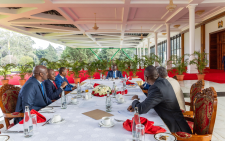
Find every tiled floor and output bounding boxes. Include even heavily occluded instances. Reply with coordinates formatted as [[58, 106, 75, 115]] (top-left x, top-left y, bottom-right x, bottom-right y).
[[0, 80, 224, 140], [180, 80, 225, 141]]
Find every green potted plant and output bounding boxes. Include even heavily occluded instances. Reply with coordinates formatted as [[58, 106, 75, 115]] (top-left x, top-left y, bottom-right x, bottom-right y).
[[189, 51, 209, 80], [57, 59, 71, 72], [0, 63, 16, 85], [17, 62, 34, 86], [97, 60, 110, 76], [130, 55, 140, 78], [40, 58, 58, 71], [68, 61, 82, 84], [86, 61, 96, 79], [144, 54, 162, 66], [167, 55, 189, 81], [116, 60, 129, 78]]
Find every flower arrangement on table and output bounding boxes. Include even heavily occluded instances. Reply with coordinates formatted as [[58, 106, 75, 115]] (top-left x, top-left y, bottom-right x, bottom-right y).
[[92, 85, 112, 97]]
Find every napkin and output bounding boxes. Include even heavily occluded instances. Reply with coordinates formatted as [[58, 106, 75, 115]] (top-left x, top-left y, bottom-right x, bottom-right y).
[[128, 76, 132, 80], [123, 117, 166, 134], [126, 81, 135, 85], [93, 83, 100, 88], [19, 109, 46, 124], [116, 89, 128, 95]]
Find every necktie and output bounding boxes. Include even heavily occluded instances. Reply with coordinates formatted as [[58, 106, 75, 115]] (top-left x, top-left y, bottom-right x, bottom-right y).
[[53, 81, 58, 89], [113, 71, 116, 78], [40, 83, 45, 99]]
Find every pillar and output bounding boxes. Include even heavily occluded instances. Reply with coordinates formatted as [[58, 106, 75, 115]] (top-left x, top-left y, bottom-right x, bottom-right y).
[[154, 32, 158, 66], [143, 43, 145, 58], [187, 4, 198, 73], [166, 23, 172, 69], [147, 38, 150, 56]]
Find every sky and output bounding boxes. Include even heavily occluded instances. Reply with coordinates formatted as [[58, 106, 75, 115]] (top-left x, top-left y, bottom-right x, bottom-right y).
[[0, 27, 65, 50]]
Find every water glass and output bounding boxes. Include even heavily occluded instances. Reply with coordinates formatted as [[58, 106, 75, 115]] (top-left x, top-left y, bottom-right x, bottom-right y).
[[136, 124, 145, 141], [31, 114, 37, 131]]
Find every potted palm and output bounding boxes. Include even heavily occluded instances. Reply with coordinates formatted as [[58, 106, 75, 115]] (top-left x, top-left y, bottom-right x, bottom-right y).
[[97, 60, 110, 77], [167, 55, 189, 81], [144, 54, 162, 66], [0, 63, 16, 85], [17, 62, 33, 86], [116, 60, 129, 77], [189, 51, 209, 80], [68, 61, 82, 84], [131, 55, 140, 78], [86, 62, 96, 79], [57, 59, 71, 72], [40, 58, 58, 71]]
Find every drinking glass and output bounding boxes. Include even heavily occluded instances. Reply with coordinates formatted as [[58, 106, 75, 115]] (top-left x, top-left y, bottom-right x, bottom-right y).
[[31, 114, 37, 131], [136, 124, 145, 141], [121, 88, 125, 95]]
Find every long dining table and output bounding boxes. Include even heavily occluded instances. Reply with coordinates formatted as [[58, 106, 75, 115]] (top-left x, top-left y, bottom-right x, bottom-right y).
[[2, 78, 170, 141]]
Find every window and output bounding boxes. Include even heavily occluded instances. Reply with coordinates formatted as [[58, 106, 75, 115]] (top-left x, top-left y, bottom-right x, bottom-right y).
[[150, 46, 155, 54], [157, 41, 167, 64], [171, 34, 181, 58]]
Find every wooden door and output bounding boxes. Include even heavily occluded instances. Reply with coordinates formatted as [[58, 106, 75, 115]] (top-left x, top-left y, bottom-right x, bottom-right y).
[[217, 31, 225, 70], [210, 34, 217, 69]]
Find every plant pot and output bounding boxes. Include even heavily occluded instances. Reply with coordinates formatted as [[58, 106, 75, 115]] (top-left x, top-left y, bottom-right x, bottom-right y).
[[197, 74, 205, 80], [1, 79, 9, 85], [67, 69, 70, 72], [139, 66, 141, 69], [176, 75, 184, 81], [73, 77, 81, 84], [19, 79, 26, 86], [132, 76, 139, 78], [88, 77, 95, 79]]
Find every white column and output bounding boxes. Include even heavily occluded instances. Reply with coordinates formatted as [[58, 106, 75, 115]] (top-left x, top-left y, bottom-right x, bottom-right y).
[[166, 23, 172, 69], [137, 47, 139, 57], [139, 46, 142, 58], [187, 4, 198, 73], [147, 38, 150, 56], [154, 32, 158, 66]]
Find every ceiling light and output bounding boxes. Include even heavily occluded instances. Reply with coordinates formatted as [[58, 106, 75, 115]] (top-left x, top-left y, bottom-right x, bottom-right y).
[[162, 33, 167, 35], [195, 10, 205, 16], [166, 0, 177, 12], [173, 25, 180, 28], [92, 13, 99, 30], [140, 26, 144, 40]]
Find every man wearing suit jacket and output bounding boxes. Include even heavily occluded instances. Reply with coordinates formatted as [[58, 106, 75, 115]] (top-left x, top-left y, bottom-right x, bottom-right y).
[[156, 66, 186, 112], [55, 67, 77, 92], [14, 65, 52, 124], [106, 65, 123, 79], [127, 65, 192, 134], [44, 69, 68, 100], [222, 54, 225, 71]]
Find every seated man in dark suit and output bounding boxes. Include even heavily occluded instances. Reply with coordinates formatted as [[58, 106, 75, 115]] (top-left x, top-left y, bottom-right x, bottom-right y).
[[55, 67, 76, 92], [44, 69, 68, 100], [106, 65, 123, 79], [14, 65, 52, 124], [127, 65, 192, 134]]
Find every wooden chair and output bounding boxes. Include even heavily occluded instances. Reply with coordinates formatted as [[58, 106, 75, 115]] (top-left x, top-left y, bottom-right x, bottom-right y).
[[183, 79, 205, 117], [0, 84, 24, 129], [173, 87, 217, 141]]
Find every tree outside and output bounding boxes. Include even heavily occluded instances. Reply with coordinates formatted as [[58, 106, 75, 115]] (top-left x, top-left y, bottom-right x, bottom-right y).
[[19, 56, 34, 65]]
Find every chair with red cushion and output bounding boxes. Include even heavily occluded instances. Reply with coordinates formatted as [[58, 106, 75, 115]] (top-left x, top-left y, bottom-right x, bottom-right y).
[[183, 79, 205, 118], [0, 84, 24, 129], [173, 87, 217, 141]]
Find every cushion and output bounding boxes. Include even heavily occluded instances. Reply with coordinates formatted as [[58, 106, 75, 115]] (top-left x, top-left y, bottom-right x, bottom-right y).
[[2, 90, 19, 113], [175, 132, 192, 139], [187, 121, 194, 130], [193, 96, 213, 135]]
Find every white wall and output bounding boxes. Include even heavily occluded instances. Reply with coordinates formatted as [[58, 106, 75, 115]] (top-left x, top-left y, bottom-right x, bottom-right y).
[[184, 27, 201, 60]]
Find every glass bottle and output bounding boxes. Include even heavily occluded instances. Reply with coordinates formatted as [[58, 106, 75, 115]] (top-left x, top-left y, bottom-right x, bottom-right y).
[[61, 91, 67, 109], [112, 82, 116, 98], [132, 107, 141, 139], [24, 106, 33, 138], [125, 74, 127, 81], [100, 73, 102, 81], [105, 90, 112, 112], [77, 82, 81, 98], [123, 79, 127, 90]]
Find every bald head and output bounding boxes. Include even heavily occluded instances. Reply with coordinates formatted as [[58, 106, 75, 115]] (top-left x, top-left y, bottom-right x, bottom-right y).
[[144, 65, 159, 85], [33, 65, 48, 81]]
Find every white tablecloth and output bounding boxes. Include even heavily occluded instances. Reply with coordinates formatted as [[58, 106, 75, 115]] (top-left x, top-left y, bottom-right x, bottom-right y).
[[3, 78, 170, 141]]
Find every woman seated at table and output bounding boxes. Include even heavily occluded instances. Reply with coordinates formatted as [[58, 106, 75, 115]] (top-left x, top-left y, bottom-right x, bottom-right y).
[[106, 65, 123, 79], [127, 65, 192, 134]]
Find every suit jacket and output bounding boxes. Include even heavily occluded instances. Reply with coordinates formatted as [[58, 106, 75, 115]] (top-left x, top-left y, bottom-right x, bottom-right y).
[[132, 77, 192, 134], [55, 74, 74, 91], [14, 76, 52, 124], [222, 56, 225, 64], [44, 79, 62, 100], [106, 70, 123, 79], [166, 76, 186, 111]]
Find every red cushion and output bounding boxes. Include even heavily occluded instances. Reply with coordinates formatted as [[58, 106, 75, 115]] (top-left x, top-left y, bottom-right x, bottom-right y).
[[175, 132, 192, 139], [2, 90, 19, 113]]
